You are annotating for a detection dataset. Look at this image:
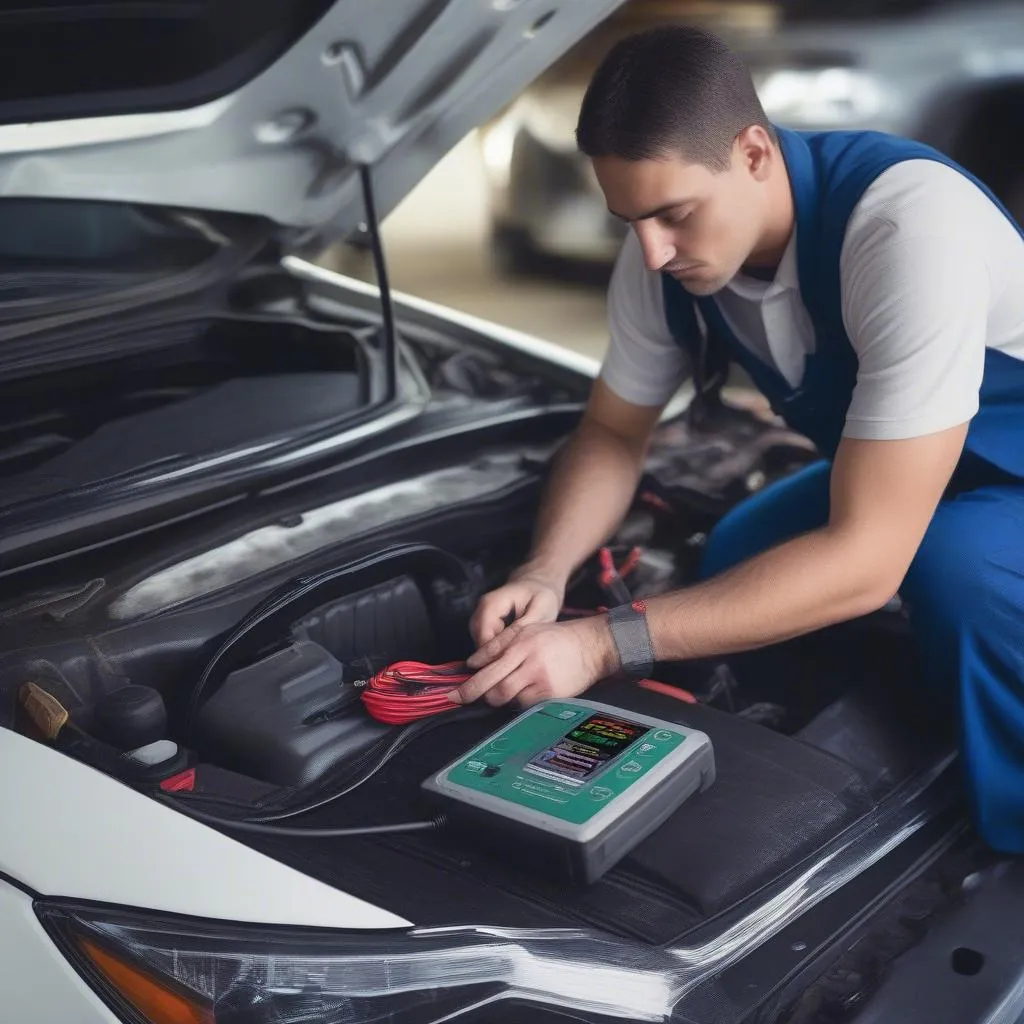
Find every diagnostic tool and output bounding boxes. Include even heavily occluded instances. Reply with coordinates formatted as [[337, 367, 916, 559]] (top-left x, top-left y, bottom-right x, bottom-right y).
[[422, 698, 715, 883]]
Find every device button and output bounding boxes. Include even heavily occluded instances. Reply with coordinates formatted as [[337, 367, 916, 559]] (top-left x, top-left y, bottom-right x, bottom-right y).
[[488, 737, 511, 753], [652, 730, 675, 742], [616, 759, 645, 778], [636, 742, 657, 755], [589, 786, 614, 801]]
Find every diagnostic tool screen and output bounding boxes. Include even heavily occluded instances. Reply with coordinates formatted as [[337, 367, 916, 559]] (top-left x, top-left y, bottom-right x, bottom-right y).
[[524, 712, 648, 786]]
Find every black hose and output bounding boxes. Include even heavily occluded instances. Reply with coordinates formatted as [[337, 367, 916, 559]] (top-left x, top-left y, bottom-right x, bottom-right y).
[[156, 793, 445, 838], [247, 704, 495, 824]]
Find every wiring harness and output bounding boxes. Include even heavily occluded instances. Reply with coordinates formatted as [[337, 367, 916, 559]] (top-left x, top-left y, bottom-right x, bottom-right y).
[[358, 660, 472, 725], [355, 546, 675, 725], [355, 547, 660, 725]]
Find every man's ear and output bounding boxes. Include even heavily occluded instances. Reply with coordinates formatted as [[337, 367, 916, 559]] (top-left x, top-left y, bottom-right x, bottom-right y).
[[735, 124, 775, 182]]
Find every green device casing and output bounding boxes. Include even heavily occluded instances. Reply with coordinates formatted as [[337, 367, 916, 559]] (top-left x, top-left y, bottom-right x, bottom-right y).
[[421, 697, 716, 884]]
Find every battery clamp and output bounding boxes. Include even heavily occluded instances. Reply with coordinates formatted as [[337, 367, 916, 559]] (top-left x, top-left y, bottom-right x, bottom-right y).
[[422, 697, 716, 884]]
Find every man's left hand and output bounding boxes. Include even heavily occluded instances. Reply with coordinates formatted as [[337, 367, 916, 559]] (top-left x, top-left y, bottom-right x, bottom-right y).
[[451, 617, 618, 708]]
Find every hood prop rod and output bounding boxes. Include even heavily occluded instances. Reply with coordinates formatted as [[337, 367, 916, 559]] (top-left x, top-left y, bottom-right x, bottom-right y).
[[359, 164, 399, 404]]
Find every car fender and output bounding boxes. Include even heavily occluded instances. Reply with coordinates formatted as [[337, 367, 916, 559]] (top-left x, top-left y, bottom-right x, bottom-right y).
[[0, 727, 409, 929], [0, 879, 118, 1023]]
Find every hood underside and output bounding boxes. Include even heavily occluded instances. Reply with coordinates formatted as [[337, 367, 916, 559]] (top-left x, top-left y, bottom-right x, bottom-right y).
[[0, 0, 626, 251]]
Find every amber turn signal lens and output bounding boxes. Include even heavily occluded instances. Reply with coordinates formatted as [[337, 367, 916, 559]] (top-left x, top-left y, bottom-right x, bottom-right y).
[[80, 939, 214, 1024]]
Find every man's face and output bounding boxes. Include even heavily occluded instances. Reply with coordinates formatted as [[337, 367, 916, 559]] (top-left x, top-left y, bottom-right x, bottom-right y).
[[593, 137, 769, 295]]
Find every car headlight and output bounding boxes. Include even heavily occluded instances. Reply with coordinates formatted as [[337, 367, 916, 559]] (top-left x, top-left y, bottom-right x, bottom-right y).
[[37, 901, 676, 1023], [755, 67, 885, 127]]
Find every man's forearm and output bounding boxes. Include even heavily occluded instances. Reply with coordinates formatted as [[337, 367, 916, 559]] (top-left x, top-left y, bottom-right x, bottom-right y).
[[634, 526, 899, 664], [521, 420, 647, 586]]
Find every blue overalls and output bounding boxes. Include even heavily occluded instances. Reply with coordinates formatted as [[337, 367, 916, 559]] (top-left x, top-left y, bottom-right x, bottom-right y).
[[662, 127, 1024, 854]]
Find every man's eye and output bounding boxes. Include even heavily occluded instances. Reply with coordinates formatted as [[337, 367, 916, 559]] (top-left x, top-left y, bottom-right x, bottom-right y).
[[661, 209, 690, 226]]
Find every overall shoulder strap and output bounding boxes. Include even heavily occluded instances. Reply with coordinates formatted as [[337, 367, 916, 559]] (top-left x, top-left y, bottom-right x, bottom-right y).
[[660, 273, 730, 424], [776, 127, 1024, 338]]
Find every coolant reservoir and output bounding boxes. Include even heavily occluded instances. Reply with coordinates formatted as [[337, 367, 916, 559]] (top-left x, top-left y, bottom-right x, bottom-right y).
[[194, 640, 390, 787]]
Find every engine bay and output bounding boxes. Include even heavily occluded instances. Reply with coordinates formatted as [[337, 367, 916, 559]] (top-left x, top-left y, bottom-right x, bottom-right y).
[[0, 397, 954, 941]]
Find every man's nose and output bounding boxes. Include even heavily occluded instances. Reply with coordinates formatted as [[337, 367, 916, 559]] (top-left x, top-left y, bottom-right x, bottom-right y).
[[634, 223, 675, 272]]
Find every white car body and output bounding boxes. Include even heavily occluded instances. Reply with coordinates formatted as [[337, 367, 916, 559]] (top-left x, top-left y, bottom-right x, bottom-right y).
[[0, 1, 627, 1017], [2, 4, 1022, 1023]]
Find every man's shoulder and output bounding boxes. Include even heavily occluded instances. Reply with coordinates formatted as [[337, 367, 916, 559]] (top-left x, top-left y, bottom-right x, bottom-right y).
[[851, 159, 1006, 240], [839, 158, 1019, 286]]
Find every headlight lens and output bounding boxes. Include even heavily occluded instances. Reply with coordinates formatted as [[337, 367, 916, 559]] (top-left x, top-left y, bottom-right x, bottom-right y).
[[38, 902, 676, 1023], [755, 67, 885, 126]]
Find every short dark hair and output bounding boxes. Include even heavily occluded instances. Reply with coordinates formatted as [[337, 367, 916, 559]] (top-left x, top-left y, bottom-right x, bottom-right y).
[[576, 26, 774, 171]]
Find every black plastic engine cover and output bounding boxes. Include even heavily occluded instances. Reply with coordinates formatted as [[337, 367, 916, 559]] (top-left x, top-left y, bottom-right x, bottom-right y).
[[292, 575, 435, 666], [194, 639, 389, 787], [595, 677, 874, 917], [238, 676, 880, 945]]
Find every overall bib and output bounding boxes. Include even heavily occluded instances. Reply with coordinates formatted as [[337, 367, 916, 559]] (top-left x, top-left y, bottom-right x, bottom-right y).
[[662, 127, 1024, 853]]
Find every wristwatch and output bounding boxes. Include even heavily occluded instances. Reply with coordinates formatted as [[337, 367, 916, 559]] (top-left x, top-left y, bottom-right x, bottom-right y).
[[606, 600, 656, 679]]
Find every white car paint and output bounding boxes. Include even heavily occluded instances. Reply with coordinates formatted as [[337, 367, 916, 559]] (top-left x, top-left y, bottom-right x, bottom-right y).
[[0, 728, 408, 930], [286, 255, 604, 379], [111, 451, 537, 619], [0, 0, 628, 248], [287, 257, 698, 421], [0, 880, 118, 1023]]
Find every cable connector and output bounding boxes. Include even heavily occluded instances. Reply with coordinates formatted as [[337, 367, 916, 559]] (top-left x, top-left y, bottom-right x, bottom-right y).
[[598, 546, 638, 605]]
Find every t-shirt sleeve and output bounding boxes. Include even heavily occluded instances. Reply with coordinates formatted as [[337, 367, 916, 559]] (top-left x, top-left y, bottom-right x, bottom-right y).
[[599, 230, 691, 407], [840, 169, 989, 441]]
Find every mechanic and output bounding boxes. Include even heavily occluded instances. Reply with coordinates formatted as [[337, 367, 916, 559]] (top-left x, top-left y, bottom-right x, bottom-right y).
[[452, 26, 1024, 853]]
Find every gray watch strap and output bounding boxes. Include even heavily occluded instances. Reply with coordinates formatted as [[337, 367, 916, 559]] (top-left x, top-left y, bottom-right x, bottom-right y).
[[606, 600, 655, 678]]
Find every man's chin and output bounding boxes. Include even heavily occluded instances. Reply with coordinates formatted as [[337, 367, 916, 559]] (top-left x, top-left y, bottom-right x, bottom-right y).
[[672, 270, 727, 297]]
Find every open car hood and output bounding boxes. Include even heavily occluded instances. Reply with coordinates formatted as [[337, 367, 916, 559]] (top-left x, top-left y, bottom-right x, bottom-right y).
[[0, 0, 626, 251]]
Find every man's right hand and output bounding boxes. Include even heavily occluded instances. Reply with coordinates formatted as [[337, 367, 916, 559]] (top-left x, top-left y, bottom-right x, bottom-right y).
[[469, 568, 565, 646], [468, 381, 665, 649]]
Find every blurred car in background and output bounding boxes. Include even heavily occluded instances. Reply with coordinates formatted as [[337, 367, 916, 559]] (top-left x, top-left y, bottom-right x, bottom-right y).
[[480, 0, 1024, 276]]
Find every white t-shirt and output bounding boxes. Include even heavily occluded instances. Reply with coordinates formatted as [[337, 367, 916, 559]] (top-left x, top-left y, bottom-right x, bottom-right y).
[[600, 160, 1024, 441]]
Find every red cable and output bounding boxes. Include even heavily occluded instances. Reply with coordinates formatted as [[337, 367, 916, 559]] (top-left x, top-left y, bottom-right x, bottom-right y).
[[361, 653, 700, 726], [640, 490, 675, 514], [360, 660, 472, 725], [598, 545, 639, 604], [361, 546, 682, 725], [598, 545, 642, 585], [635, 678, 698, 704], [617, 546, 642, 578]]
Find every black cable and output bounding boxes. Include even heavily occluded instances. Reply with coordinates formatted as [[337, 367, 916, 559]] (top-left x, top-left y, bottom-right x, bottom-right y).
[[248, 704, 495, 824], [359, 163, 398, 403], [157, 793, 445, 838], [184, 543, 468, 736]]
